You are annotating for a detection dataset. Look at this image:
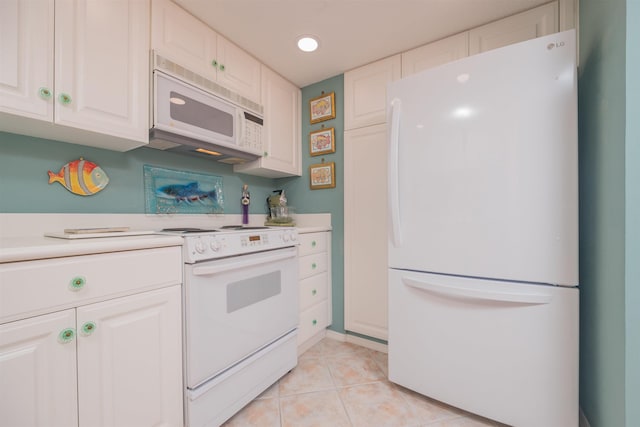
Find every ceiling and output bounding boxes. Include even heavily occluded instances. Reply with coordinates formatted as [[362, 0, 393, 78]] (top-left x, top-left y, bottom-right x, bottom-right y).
[[174, 0, 550, 88]]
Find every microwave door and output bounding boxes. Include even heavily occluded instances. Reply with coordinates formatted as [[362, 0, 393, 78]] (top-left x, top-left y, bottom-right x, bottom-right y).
[[154, 71, 236, 146]]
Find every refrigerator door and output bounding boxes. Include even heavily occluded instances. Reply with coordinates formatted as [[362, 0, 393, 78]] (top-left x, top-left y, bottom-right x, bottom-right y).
[[388, 268, 579, 427], [387, 30, 578, 286]]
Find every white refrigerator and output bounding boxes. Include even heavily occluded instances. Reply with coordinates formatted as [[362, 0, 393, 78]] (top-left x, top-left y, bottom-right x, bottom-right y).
[[387, 30, 579, 427]]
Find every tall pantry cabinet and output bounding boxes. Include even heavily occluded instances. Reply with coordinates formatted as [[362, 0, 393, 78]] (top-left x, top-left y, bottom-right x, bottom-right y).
[[344, 0, 569, 341]]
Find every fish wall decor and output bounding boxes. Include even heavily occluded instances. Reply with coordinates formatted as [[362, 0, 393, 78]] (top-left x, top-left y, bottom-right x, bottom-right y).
[[48, 158, 109, 196], [156, 182, 217, 203]]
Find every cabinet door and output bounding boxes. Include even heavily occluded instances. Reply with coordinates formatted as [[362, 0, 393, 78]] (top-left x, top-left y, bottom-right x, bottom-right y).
[[151, 0, 218, 81], [77, 286, 183, 427], [469, 1, 558, 54], [402, 32, 469, 77], [0, 310, 78, 427], [54, 0, 150, 142], [216, 35, 262, 103], [344, 55, 401, 130], [344, 125, 389, 340], [234, 66, 301, 177], [0, 0, 53, 121]]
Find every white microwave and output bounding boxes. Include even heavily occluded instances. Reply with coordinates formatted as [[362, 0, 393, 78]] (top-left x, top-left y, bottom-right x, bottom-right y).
[[149, 69, 264, 164]]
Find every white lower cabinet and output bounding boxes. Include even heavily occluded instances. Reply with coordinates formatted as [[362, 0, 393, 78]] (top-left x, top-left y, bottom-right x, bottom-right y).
[[297, 231, 332, 349], [0, 309, 78, 427], [0, 246, 183, 427]]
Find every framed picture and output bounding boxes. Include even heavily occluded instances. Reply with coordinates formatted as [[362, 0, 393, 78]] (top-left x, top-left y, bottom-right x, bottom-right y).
[[309, 162, 336, 190], [309, 127, 336, 156], [143, 165, 224, 214], [309, 92, 336, 124]]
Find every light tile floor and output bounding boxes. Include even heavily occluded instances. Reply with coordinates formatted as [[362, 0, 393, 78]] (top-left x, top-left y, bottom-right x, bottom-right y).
[[222, 337, 508, 427]]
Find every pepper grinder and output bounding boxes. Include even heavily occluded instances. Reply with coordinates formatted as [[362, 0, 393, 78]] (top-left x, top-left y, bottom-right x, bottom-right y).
[[241, 184, 250, 225]]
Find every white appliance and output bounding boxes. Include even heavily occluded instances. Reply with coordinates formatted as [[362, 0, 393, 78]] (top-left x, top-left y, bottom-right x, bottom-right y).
[[162, 226, 298, 427], [149, 53, 264, 164], [387, 30, 579, 427]]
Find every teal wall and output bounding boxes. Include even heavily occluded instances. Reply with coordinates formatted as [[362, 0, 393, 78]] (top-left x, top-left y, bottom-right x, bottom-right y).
[[0, 131, 277, 214], [579, 0, 639, 425], [0, 74, 348, 335], [277, 74, 345, 333], [625, 0, 640, 424]]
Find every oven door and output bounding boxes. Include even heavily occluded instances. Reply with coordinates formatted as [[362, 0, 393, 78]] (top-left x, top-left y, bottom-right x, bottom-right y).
[[184, 246, 298, 389]]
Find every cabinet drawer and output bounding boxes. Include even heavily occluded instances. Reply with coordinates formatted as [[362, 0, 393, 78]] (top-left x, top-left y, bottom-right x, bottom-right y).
[[0, 247, 182, 323], [298, 301, 328, 345], [298, 253, 327, 279], [300, 272, 328, 312], [298, 232, 327, 256]]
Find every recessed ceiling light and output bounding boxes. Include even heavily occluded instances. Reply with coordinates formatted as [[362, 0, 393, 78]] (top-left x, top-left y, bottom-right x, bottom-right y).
[[297, 36, 319, 52]]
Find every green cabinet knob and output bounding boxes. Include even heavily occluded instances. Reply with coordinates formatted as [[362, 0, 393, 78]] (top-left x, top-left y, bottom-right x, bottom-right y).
[[311, 241, 317, 248], [58, 328, 76, 344], [69, 276, 86, 291], [312, 289, 317, 296], [219, 63, 225, 71], [38, 87, 52, 100], [311, 263, 317, 269], [263, 151, 268, 157], [211, 59, 218, 67], [81, 321, 96, 336], [312, 319, 317, 326], [58, 93, 71, 105]]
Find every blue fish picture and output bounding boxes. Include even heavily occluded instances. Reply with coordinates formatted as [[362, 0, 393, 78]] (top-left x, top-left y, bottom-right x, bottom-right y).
[[156, 182, 217, 203], [144, 165, 224, 214]]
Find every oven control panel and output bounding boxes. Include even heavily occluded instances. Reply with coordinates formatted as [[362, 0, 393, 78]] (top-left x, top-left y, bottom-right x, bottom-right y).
[[183, 228, 298, 263]]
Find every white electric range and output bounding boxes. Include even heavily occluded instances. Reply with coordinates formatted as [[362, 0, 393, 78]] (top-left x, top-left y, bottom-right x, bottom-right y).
[[160, 226, 299, 427]]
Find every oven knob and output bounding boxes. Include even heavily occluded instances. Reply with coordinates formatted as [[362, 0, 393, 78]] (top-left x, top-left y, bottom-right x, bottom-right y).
[[210, 240, 220, 252], [194, 242, 206, 254]]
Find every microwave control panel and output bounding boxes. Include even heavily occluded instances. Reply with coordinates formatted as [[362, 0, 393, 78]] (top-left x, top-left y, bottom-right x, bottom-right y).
[[241, 112, 264, 153]]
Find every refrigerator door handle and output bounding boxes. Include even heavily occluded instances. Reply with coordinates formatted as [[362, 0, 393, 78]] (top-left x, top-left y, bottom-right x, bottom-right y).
[[389, 97, 402, 247], [402, 277, 553, 305]]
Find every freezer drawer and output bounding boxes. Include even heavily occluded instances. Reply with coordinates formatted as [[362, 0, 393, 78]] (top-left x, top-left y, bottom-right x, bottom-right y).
[[388, 268, 579, 427]]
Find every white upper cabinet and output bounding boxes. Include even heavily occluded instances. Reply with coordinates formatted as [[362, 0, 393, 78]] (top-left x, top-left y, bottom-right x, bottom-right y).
[[234, 66, 301, 177], [469, 1, 559, 55], [0, 0, 54, 121], [54, 0, 150, 142], [401, 32, 469, 77], [344, 55, 401, 130], [0, 0, 150, 151], [152, 0, 261, 103]]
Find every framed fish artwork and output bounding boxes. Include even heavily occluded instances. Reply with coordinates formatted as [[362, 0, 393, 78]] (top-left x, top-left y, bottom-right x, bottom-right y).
[[143, 165, 224, 214]]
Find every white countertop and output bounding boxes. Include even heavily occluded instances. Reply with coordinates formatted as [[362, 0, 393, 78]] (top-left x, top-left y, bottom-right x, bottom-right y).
[[0, 234, 184, 263], [0, 212, 332, 263]]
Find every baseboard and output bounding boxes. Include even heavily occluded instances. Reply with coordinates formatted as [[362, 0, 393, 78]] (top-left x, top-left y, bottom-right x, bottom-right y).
[[325, 330, 388, 353], [579, 407, 591, 427]]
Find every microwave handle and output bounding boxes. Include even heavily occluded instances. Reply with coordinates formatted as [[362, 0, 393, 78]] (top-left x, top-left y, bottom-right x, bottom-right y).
[[237, 110, 245, 146]]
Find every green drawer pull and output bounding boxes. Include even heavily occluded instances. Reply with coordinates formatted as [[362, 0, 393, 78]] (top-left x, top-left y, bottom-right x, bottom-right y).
[[58, 93, 71, 105], [69, 276, 86, 291], [38, 87, 52, 99], [312, 319, 317, 326], [311, 263, 317, 269], [219, 63, 225, 71], [311, 241, 317, 248], [312, 289, 317, 296], [81, 321, 96, 336], [58, 328, 75, 344], [211, 59, 218, 67]]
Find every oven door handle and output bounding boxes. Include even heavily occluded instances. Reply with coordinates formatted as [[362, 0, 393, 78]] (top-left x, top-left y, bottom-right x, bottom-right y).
[[192, 251, 296, 276]]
